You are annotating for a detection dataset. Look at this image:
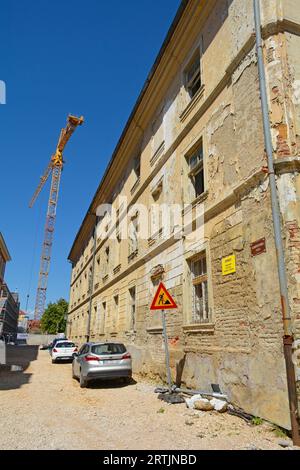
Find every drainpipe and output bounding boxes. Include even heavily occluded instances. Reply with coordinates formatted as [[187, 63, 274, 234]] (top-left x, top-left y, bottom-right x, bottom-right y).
[[86, 215, 98, 342], [253, 0, 300, 445]]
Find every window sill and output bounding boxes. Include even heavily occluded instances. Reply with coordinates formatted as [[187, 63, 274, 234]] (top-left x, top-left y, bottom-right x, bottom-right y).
[[128, 249, 138, 262], [146, 326, 163, 335], [125, 330, 137, 335], [180, 85, 205, 123], [148, 228, 163, 247], [183, 323, 214, 334], [192, 190, 209, 207], [113, 264, 121, 275], [150, 141, 165, 167], [130, 177, 141, 195]]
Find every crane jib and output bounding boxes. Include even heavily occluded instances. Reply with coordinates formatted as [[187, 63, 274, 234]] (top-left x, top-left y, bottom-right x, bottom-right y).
[[29, 114, 84, 320]]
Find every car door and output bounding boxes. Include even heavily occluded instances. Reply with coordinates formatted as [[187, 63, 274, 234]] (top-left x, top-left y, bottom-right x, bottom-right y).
[[74, 344, 87, 375]]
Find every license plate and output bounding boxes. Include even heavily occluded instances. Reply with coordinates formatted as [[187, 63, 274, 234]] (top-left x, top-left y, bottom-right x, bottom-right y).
[[102, 359, 119, 364]]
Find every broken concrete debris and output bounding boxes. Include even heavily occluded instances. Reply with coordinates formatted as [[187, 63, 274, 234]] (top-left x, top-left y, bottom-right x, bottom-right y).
[[210, 398, 228, 413], [194, 398, 214, 411], [185, 395, 228, 413]]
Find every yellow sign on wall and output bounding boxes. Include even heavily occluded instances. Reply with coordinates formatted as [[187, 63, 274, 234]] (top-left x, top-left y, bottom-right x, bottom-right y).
[[222, 255, 236, 276]]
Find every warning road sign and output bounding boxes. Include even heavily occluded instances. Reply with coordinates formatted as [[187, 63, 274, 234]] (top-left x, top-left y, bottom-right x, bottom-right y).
[[150, 282, 177, 310]]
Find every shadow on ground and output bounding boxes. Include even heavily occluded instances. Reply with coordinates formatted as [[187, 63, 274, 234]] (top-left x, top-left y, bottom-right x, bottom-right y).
[[0, 345, 39, 391], [86, 378, 137, 390]]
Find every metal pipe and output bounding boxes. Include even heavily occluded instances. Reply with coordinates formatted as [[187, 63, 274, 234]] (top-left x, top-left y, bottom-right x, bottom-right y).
[[161, 310, 172, 392], [173, 387, 228, 401], [154, 386, 228, 400], [253, 0, 300, 445]]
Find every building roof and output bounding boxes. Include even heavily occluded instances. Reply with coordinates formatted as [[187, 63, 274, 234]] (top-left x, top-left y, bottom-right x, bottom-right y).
[[68, 0, 190, 263], [0, 232, 11, 262]]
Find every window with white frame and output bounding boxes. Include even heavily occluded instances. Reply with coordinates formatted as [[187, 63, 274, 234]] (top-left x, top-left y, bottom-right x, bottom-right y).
[[185, 50, 201, 99], [190, 253, 209, 323], [187, 140, 205, 199]]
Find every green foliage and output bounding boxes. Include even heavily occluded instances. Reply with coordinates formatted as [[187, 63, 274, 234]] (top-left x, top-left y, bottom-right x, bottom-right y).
[[251, 417, 263, 426], [272, 425, 288, 438], [41, 298, 68, 334]]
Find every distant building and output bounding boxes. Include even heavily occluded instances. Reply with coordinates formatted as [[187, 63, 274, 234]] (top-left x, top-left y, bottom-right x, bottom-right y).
[[27, 320, 41, 333], [18, 309, 29, 332], [0, 233, 20, 341]]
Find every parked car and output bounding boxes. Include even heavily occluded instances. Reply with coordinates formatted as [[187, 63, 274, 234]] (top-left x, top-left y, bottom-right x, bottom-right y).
[[48, 337, 68, 354], [51, 340, 78, 363], [72, 342, 132, 388]]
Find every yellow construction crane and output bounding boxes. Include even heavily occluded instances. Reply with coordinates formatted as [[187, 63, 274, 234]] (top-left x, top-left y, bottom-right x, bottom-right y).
[[29, 114, 84, 319]]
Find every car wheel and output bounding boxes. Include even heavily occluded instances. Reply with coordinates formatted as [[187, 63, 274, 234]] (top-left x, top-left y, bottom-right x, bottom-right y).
[[123, 377, 132, 384], [79, 372, 88, 388], [51, 358, 56, 364]]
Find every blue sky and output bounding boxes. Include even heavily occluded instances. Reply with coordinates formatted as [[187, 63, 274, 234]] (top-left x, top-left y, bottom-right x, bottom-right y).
[[0, 0, 181, 315]]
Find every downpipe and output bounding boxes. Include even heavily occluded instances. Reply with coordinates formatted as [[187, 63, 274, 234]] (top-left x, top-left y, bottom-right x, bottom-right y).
[[253, 0, 300, 445]]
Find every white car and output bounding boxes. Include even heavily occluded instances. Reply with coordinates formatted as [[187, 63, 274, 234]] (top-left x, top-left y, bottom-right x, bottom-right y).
[[51, 340, 78, 363]]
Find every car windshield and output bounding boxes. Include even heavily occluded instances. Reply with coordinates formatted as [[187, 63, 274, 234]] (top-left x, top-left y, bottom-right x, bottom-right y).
[[56, 342, 75, 348], [91, 343, 126, 355]]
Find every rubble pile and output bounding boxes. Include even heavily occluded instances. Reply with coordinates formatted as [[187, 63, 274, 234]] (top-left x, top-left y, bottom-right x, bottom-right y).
[[185, 394, 228, 413]]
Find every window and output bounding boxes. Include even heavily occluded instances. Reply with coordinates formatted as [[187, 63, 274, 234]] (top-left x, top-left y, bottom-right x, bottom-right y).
[[129, 213, 139, 256], [191, 253, 209, 323], [113, 295, 119, 330], [91, 343, 126, 355], [79, 344, 89, 356], [188, 141, 205, 198], [134, 155, 141, 179], [129, 287, 136, 330], [101, 301, 106, 334], [92, 305, 97, 331], [88, 266, 93, 294], [185, 51, 201, 98], [104, 246, 110, 276]]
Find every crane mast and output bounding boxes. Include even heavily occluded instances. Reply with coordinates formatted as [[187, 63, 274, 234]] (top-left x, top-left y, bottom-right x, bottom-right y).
[[30, 115, 83, 320]]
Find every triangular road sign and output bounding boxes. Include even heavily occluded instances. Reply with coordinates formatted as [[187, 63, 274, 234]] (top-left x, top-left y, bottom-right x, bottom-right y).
[[150, 282, 177, 310]]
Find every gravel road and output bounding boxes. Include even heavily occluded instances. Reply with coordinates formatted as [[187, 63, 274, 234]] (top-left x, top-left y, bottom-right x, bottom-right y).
[[0, 347, 295, 450]]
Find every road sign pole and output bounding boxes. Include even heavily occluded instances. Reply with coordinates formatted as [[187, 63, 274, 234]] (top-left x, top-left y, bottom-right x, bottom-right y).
[[161, 309, 172, 393]]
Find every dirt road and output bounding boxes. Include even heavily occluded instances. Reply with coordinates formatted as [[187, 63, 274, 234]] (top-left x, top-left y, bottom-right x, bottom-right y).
[[0, 347, 294, 450]]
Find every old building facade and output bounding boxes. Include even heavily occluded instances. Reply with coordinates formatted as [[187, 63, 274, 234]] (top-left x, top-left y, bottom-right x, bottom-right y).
[[67, 0, 300, 430]]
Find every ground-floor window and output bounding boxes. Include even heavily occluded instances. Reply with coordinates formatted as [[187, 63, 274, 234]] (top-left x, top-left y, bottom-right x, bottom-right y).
[[128, 287, 136, 331], [190, 252, 209, 323]]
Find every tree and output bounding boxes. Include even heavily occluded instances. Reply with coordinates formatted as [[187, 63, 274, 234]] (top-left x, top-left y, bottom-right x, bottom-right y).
[[41, 298, 68, 334]]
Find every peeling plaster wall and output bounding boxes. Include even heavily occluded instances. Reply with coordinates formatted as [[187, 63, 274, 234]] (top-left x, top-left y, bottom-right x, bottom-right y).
[[67, 0, 300, 429]]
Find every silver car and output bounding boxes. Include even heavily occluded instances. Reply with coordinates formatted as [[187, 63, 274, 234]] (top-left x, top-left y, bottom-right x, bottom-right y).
[[72, 342, 132, 388]]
